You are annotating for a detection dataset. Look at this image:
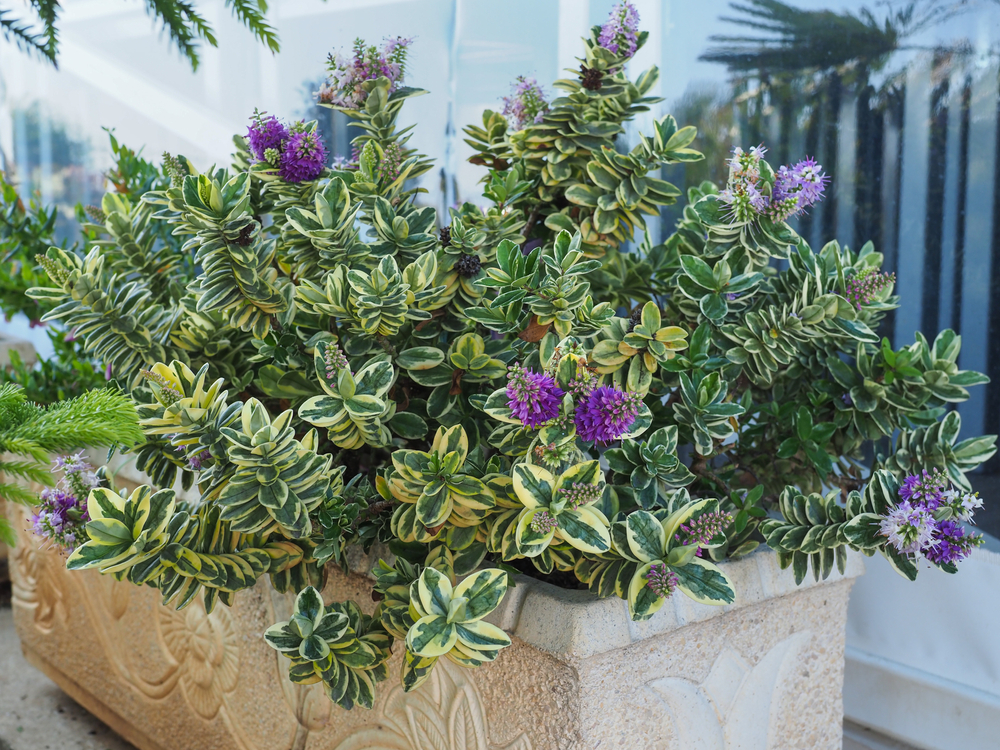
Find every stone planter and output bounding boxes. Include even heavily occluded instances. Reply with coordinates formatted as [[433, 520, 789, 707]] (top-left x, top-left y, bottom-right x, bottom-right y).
[[7, 456, 865, 750]]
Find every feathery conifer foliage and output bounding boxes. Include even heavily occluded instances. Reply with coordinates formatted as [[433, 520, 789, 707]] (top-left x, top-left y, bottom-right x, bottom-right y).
[[0, 383, 142, 545], [1, 0, 278, 69]]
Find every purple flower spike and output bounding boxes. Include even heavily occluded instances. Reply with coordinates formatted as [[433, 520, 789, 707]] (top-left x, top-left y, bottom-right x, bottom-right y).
[[879, 500, 937, 555], [925, 519, 982, 565], [501, 76, 549, 131], [247, 111, 288, 163], [574, 385, 643, 444], [279, 131, 327, 183], [506, 363, 564, 429], [598, 2, 641, 59]]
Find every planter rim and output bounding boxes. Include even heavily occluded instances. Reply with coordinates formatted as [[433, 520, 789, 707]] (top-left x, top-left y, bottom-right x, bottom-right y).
[[483, 547, 865, 662]]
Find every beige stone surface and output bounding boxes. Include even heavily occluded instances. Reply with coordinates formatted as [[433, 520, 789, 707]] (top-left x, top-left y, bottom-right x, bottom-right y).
[[7, 493, 863, 750]]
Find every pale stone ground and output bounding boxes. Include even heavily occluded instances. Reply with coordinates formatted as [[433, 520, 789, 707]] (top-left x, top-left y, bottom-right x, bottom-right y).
[[0, 582, 917, 750]]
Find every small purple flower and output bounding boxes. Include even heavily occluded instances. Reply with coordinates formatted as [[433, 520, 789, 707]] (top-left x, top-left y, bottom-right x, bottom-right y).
[[557, 482, 602, 510], [574, 385, 643, 444], [187, 449, 212, 471], [279, 130, 327, 183], [506, 363, 564, 429], [899, 469, 948, 507], [766, 158, 829, 221], [845, 267, 896, 310], [319, 36, 413, 109], [675, 510, 732, 547], [31, 455, 98, 552], [924, 518, 982, 565], [530, 510, 558, 534], [246, 111, 288, 163], [721, 145, 830, 224], [644, 563, 678, 599], [377, 142, 403, 183], [598, 2, 641, 59], [501, 76, 549, 131], [324, 343, 349, 380], [879, 500, 937, 555]]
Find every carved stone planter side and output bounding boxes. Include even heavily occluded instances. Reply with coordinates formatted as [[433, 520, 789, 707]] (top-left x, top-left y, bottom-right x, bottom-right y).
[[7, 459, 865, 750]]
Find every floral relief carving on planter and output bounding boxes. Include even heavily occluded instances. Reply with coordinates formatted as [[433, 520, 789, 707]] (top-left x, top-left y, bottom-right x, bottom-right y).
[[333, 655, 532, 750], [11, 508, 67, 633], [646, 631, 810, 749], [157, 596, 241, 720]]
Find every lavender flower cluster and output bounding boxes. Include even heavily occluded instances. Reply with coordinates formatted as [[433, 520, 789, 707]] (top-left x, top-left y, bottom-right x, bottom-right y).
[[720, 145, 829, 224], [318, 36, 412, 110], [501, 76, 549, 131], [246, 111, 327, 183], [31, 453, 100, 552], [597, 1, 641, 59], [504, 362, 642, 443], [879, 469, 984, 565], [845, 267, 896, 310]]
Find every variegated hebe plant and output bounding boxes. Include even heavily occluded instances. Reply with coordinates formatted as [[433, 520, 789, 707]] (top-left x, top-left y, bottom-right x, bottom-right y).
[[27, 2, 997, 710]]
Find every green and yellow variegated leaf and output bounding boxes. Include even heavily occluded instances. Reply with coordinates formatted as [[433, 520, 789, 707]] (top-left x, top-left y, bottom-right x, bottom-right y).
[[513, 463, 555, 508], [453, 568, 508, 621], [625, 510, 666, 562], [556, 507, 611, 554], [673, 558, 735, 605]]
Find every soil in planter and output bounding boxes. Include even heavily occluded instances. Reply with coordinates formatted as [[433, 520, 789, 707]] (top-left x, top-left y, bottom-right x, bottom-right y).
[[506, 557, 588, 590]]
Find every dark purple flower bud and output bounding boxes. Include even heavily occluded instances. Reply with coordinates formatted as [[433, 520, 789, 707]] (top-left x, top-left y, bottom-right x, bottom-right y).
[[506, 363, 564, 429], [574, 385, 642, 443], [246, 111, 288, 163]]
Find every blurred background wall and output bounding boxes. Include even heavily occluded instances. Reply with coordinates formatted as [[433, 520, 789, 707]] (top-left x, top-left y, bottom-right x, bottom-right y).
[[3, 1, 1000, 747]]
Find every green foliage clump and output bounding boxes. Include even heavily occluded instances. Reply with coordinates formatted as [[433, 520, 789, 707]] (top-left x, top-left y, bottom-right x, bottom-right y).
[[27, 16, 996, 710]]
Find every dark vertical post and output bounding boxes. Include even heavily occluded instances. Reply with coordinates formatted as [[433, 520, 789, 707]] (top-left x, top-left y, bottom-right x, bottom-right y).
[[984, 67, 1000, 470], [922, 56, 951, 333], [854, 80, 885, 251], [821, 72, 842, 245], [952, 76, 973, 333]]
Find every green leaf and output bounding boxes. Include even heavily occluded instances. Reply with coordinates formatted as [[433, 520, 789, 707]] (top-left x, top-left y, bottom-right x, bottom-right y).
[[627, 562, 668, 621], [796, 406, 813, 441], [512, 464, 555, 509], [679, 255, 717, 289], [407, 615, 458, 657], [673, 558, 735, 605], [397, 347, 446, 370], [453, 568, 508, 621], [625, 510, 666, 562], [388, 412, 428, 439], [556, 508, 611, 554]]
